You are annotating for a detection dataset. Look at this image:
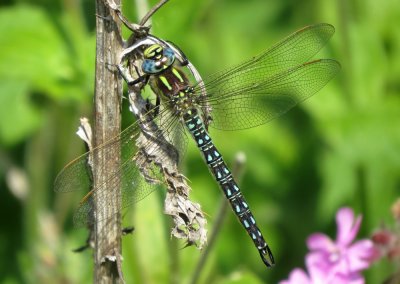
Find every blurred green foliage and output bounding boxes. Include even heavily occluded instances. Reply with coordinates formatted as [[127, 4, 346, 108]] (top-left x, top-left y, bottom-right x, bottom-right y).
[[0, 0, 399, 283]]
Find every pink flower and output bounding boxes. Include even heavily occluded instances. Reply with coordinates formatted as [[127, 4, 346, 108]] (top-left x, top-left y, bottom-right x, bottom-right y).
[[279, 268, 311, 284], [280, 207, 379, 284]]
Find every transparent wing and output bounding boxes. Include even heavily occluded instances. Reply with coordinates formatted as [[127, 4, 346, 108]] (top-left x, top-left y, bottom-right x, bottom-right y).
[[54, 103, 186, 227], [192, 23, 340, 130], [201, 23, 335, 89], [71, 153, 156, 227], [201, 59, 340, 130]]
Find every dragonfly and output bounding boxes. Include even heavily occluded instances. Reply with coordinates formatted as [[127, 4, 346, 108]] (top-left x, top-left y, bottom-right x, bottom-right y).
[[55, 23, 340, 267]]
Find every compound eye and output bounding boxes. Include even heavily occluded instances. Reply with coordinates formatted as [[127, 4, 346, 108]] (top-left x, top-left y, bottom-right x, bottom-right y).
[[144, 44, 164, 60], [153, 47, 163, 59], [142, 59, 163, 74]]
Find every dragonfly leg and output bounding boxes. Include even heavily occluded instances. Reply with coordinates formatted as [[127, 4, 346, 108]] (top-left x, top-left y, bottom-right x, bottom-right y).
[[118, 61, 149, 86], [153, 94, 161, 117], [144, 94, 160, 118]]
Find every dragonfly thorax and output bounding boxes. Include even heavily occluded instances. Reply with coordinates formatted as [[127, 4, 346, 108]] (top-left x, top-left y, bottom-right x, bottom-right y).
[[170, 87, 199, 117], [144, 46, 198, 118]]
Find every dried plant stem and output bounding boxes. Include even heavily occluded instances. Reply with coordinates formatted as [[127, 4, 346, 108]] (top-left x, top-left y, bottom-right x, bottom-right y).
[[93, 0, 123, 282], [92, 0, 203, 282]]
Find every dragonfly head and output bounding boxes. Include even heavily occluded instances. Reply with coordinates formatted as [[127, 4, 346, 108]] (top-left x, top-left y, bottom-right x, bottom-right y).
[[142, 44, 175, 74]]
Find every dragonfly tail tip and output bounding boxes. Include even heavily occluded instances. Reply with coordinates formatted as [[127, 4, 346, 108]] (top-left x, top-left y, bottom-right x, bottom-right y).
[[259, 245, 275, 268]]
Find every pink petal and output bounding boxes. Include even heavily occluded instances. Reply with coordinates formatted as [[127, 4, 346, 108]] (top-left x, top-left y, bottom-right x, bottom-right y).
[[306, 253, 365, 284], [279, 268, 311, 284], [336, 207, 362, 246], [329, 257, 349, 275], [306, 253, 332, 283], [346, 239, 379, 271], [307, 233, 335, 252], [324, 240, 377, 276], [332, 272, 365, 284]]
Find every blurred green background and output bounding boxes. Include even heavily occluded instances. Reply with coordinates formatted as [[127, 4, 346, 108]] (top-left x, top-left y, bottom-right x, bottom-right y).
[[1, 0, 399, 283]]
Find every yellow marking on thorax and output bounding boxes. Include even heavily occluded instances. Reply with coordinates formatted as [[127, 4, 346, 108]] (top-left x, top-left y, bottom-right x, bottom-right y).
[[159, 75, 172, 91], [172, 67, 184, 83]]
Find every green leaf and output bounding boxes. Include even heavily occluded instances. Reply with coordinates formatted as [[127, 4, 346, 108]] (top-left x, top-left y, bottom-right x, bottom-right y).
[[0, 5, 90, 101], [0, 80, 41, 145]]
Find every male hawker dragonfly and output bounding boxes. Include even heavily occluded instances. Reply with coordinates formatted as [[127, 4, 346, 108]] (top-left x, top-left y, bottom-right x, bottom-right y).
[[55, 23, 340, 267]]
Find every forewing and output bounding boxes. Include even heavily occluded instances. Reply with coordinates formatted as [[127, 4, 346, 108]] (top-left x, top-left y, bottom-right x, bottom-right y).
[[200, 23, 335, 89]]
